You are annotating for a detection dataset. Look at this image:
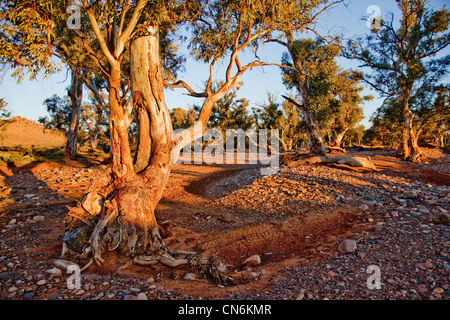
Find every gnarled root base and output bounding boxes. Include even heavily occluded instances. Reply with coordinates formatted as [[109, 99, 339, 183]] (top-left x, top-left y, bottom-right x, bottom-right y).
[[60, 186, 229, 284]]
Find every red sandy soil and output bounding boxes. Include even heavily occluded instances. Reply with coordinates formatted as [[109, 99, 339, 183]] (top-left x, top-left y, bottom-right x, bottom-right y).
[[0, 149, 448, 300]]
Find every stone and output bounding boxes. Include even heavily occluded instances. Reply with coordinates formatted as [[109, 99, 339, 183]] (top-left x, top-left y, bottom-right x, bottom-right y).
[[37, 280, 47, 286], [296, 289, 306, 300], [437, 207, 448, 214], [8, 286, 18, 293], [438, 213, 450, 225], [46, 268, 62, 276], [243, 254, 261, 266], [54, 259, 79, 272], [433, 288, 444, 294], [137, 292, 148, 300], [23, 292, 34, 300], [8, 219, 17, 225], [359, 204, 369, 211], [62, 225, 92, 253], [124, 294, 139, 300], [94, 292, 104, 300], [183, 273, 197, 281], [416, 261, 433, 270], [338, 239, 357, 254], [75, 289, 85, 295], [404, 191, 418, 199], [32, 215, 45, 222], [247, 272, 259, 280]]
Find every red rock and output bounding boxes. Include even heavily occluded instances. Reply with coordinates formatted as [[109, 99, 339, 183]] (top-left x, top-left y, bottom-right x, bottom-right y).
[[338, 240, 357, 253], [415, 261, 433, 270]]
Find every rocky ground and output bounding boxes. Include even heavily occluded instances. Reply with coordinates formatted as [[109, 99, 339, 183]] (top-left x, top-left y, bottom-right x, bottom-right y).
[[0, 149, 448, 300]]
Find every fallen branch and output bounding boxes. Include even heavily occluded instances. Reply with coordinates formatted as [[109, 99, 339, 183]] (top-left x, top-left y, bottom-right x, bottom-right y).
[[297, 155, 377, 170]]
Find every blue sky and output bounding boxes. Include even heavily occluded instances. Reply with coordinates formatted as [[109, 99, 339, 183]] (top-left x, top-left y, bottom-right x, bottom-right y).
[[0, 0, 448, 128]]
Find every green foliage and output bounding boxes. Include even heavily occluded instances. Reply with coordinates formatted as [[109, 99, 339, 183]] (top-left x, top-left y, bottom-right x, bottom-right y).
[[367, 84, 450, 148], [325, 70, 371, 138], [0, 147, 65, 167], [194, 82, 254, 131], [0, 0, 68, 81], [419, 85, 450, 147], [281, 38, 341, 113], [254, 93, 305, 150], [281, 38, 368, 146], [0, 98, 11, 119], [79, 92, 109, 149], [344, 0, 450, 151], [38, 94, 72, 132], [364, 98, 403, 147], [0, 150, 37, 167], [170, 107, 197, 130], [188, 0, 327, 64], [346, 124, 365, 146]]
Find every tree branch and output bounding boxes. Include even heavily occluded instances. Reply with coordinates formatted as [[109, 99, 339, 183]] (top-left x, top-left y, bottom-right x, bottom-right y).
[[118, 0, 131, 39], [115, 0, 148, 58], [163, 80, 207, 98], [81, 0, 117, 68]]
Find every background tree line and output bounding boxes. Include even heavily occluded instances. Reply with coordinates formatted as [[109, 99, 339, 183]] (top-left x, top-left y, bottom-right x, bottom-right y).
[[11, 0, 444, 162]]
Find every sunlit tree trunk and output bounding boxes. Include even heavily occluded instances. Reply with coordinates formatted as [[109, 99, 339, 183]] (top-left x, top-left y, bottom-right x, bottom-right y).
[[333, 127, 349, 148], [282, 94, 326, 156], [403, 100, 422, 162], [63, 27, 228, 267], [66, 68, 83, 158]]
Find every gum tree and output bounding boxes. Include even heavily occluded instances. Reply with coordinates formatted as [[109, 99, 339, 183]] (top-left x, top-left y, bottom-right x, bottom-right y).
[[4, 0, 337, 270], [344, 0, 450, 162], [0, 1, 111, 157], [65, 0, 339, 271], [280, 37, 341, 156], [327, 70, 372, 148]]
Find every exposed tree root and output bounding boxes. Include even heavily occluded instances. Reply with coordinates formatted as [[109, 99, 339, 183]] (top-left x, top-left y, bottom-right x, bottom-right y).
[[61, 188, 229, 284]]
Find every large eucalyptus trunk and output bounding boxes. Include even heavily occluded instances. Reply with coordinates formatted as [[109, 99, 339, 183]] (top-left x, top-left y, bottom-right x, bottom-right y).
[[282, 94, 326, 156], [285, 37, 327, 157], [408, 133, 423, 163], [62, 27, 174, 263], [66, 68, 83, 158], [301, 103, 327, 156], [398, 127, 410, 160], [61, 27, 226, 275], [404, 101, 422, 163]]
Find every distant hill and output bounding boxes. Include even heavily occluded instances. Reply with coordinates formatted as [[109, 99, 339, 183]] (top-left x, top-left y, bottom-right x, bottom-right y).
[[0, 116, 66, 149]]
